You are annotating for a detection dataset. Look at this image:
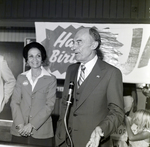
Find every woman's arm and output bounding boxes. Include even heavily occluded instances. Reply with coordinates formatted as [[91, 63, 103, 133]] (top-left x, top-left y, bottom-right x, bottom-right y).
[[125, 115, 150, 141]]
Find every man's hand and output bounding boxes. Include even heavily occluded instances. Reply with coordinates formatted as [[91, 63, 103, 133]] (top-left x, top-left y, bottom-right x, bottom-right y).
[[86, 126, 104, 147]]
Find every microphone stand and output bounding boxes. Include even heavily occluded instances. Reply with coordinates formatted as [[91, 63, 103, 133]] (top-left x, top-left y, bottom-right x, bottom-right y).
[[64, 82, 74, 147]]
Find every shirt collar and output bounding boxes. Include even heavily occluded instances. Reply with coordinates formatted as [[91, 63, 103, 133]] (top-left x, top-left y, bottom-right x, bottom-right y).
[[21, 66, 51, 78], [40, 66, 51, 76], [83, 55, 98, 68]]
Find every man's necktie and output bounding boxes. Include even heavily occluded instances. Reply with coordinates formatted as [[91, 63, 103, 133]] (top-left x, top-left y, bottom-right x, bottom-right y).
[[78, 64, 86, 87]]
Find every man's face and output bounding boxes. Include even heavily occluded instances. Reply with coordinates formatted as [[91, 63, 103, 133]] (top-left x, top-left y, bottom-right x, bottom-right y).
[[72, 28, 95, 64]]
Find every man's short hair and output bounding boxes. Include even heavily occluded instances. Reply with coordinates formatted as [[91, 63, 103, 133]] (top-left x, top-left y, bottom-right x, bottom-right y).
[[89, 27, 103, 60], [89, 27, 101, 50]]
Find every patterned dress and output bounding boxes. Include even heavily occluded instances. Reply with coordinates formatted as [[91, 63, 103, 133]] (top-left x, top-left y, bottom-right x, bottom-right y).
[[129, 124, 150, 147]]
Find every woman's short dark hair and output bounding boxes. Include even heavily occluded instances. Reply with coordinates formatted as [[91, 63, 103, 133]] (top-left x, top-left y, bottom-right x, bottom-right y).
[[23, 42, 47, 62]]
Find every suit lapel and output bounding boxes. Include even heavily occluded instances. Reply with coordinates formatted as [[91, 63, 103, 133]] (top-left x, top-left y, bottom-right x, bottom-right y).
[[21, 76, 51, 105], [21, 77, 32, 106], [75, 59, 106, 110], [32, 76, 50, 94], [22, 77, 32, 95]]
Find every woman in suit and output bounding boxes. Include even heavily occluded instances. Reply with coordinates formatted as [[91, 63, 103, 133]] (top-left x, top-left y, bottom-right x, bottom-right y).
[[10, 42, 57, 146]]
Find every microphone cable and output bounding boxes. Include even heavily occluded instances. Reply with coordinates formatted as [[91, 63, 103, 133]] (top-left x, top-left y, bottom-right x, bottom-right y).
[[64, 82, 74, 147]]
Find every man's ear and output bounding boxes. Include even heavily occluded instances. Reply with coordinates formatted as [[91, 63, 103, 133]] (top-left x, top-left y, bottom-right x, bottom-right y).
[[91, 41, 98, 50]]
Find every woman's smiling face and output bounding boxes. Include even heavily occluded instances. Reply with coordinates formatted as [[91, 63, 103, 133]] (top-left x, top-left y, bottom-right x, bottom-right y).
[[27, 48, 42, 69]]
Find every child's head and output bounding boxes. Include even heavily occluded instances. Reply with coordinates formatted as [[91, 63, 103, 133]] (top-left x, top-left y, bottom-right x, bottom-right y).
[[132, 109, 150, 130]]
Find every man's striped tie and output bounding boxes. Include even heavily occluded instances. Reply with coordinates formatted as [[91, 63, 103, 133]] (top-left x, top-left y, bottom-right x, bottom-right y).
[[78, 64, 86, 87]]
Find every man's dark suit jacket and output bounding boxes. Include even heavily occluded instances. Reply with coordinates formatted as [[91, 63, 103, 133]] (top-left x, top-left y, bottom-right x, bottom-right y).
[[55, 58, 124, 147]]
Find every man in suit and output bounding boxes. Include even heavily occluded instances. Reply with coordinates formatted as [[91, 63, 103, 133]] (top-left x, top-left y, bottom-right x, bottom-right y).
[[0, 55, 16, 113], [55, 27, 124, 147]]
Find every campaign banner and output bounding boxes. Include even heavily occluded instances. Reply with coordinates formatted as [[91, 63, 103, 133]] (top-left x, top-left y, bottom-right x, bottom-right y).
[[35, 22, 150, 84]]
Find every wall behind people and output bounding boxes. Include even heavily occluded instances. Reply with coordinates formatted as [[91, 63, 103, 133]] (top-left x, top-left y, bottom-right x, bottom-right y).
[[137, 88, 147, 109], [0, 42, 23, 79], [0, 0, 149, 28]]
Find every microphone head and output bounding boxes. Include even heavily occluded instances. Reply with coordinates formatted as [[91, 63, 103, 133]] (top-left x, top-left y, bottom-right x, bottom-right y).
[[69, 82, 74, 89], [68, 82, 74, 95]]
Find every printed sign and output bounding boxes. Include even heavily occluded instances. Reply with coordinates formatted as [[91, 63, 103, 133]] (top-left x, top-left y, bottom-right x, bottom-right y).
[[35, 22, 150, 83]]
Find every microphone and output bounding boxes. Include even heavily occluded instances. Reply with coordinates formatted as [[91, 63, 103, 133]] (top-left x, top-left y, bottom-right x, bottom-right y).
[[64, 81, 74, 147], [67, 82, 74, 105]]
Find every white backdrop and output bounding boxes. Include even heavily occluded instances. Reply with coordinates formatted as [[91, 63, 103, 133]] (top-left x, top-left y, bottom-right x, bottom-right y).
[[35, 22, 150, 84]]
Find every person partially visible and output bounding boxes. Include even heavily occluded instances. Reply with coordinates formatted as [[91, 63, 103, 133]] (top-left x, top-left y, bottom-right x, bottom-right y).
[[55, 27, 124, 147], [0, 55, 16, 113], [142, 85, 150, 110], [124, 95, 134, 117], [10, 42, 57, 146], [111, 95, 134, 147], [125, 109, 150, 147]]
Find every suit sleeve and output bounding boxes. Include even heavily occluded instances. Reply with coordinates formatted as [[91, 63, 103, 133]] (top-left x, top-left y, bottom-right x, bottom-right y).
[[10, 75, 24, 126], [99, 68, 124, 139], [1, 58, 16, 107]]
